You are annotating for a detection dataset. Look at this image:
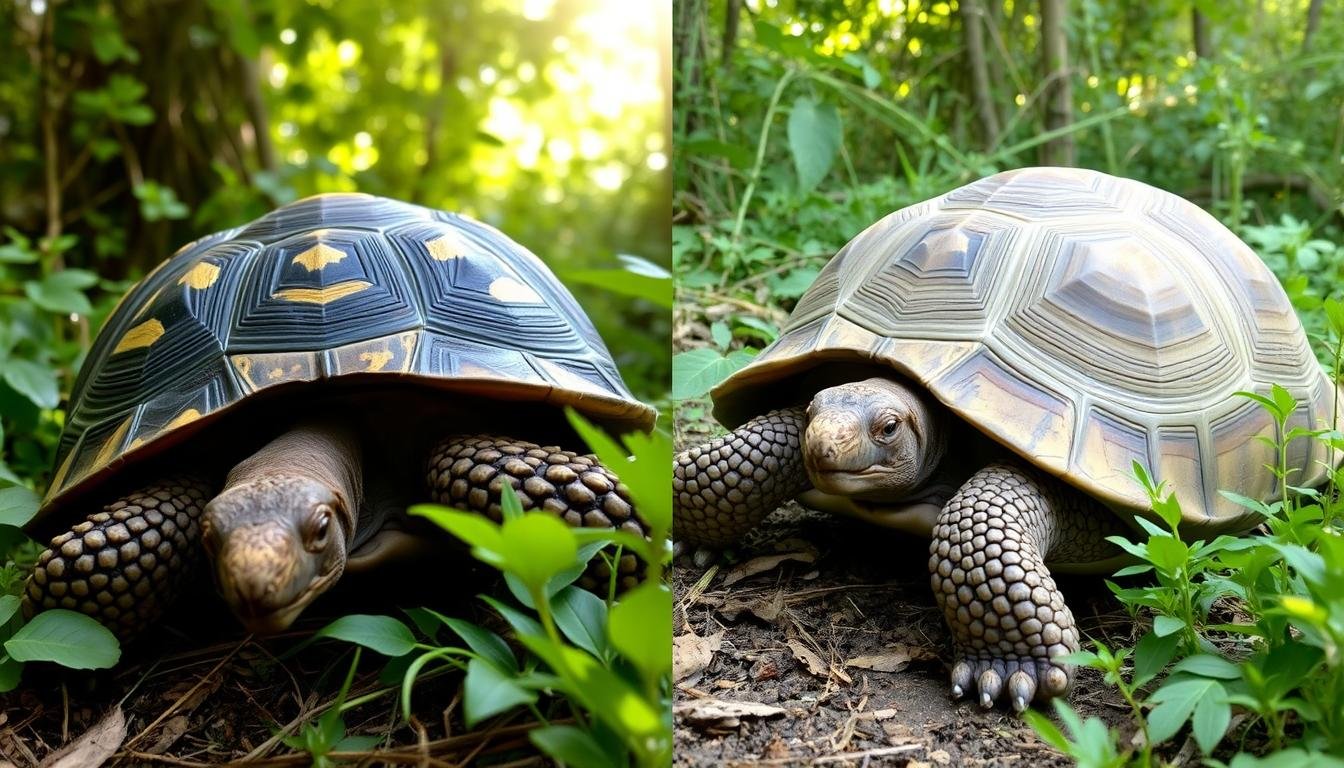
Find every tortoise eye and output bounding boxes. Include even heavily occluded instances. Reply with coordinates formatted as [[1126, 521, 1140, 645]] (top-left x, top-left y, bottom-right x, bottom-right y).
[[882, 420, 899, 437], [305, 505, 333, 552]]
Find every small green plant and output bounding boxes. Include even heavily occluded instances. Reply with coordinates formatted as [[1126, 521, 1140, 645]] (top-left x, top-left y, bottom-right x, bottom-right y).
[[281, 647, 381, 766], [310, 409, 672, 767]]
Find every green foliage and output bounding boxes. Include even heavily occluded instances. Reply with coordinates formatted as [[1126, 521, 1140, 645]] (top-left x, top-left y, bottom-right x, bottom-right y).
[[281, 648, 382, 767], [399, 415, 673, 768], [1031, 374, 1344, 760]]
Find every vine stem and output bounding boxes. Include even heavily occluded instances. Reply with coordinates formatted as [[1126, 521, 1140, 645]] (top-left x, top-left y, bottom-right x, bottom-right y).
[[729, 69, 795, 253]]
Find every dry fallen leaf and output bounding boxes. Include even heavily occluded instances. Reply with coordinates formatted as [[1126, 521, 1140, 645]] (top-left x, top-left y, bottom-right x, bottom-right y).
[[144, 714, 191, 755], [722, 550, 817, 586], [844, 643, 937, 673], [40, 707, 125, 768], [718, 590, 786, 622], [673, 630, 724, 682], [674, 697, 787, 728], [786, 639, 828, 678]]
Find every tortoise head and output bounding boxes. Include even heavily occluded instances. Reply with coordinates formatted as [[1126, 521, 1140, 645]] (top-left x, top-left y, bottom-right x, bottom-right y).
[[803, 377, 947, 500], [201, 476, 351, 634]]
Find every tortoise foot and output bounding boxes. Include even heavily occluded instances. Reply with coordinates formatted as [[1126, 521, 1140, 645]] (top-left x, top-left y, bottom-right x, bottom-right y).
[[949, 652, 1072, 711], [930, 463, 1091, 711]]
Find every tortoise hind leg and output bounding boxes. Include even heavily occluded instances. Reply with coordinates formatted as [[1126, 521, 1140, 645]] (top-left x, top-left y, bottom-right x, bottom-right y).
[[929, 463, 1127, 711], [22, 477, 214, 641], [427, 436, 645, 591]]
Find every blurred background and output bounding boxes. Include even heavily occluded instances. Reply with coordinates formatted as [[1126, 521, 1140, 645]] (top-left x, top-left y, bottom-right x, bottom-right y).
[[0, 0, 672, 494], [672, 0, 1344, 397]]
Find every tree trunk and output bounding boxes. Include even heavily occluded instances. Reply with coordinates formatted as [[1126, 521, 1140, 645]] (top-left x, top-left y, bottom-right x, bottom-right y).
[[1192, 8, 1212, 60], [1039, 0, 1074, 166], [721, 0, 741, 68], [961, 0, 1000, 149], [1302, 0, 1324, 53]]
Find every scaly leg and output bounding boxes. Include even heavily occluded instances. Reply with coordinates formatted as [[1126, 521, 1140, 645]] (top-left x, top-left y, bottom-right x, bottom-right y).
[[427, 436, 645, 591], [22, 477, 215, 640], [673, 407, 809, 548], [929, 463, 1125, 711]]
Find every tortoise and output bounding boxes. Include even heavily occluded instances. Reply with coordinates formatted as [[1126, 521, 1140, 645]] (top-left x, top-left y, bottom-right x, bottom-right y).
[[22, 193, 654, 639], [673, 167, 1339, 711]]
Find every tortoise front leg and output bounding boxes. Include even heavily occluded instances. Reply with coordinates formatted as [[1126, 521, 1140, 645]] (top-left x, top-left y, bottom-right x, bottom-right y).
[[930, 462, 1126, 711], [22, 477, 215, 640], [672, 406, 810, 548], [427, 436, 646, 591]]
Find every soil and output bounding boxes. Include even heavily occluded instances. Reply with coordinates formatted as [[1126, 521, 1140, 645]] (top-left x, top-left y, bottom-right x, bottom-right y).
[[0, 562, 560, 767], [672, 397, 1139, 768]]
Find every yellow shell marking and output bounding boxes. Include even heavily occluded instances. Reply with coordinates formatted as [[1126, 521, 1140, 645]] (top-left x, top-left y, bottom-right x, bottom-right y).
[[359, 350, 394, 371], [426, 234, 468, 261], [178, 261, 221, 290], [268, 367, 285, 381], [92, 416, 134, 470], [488, 276, 543, 304], [292, 243, 348, 272], [163, 408, 203, 432], [113, 319, 166, 354], [272, 280, 373, 305]]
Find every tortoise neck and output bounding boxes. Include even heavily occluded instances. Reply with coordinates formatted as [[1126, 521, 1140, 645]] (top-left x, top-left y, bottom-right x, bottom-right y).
[[225, 420, 363, 541]]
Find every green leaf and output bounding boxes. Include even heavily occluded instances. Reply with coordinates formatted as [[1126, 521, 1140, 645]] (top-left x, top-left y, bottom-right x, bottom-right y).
[[767, 266, 820, 299], [0, 486, 40, 527], [1190, 683, 1231, 754], [313, 614, 416, 657], [496, 513, 578, 593], [1024, 706, 1070, 752], [1133, 629, 1180, 688], [24, 272, 95, 316], [567, 256, 672, 308], [565, 409, 671, 540], [0, 654, 21, 692], [420, 610, 516, 672], [1171, 654, 1240, 680], [608, 581, 672, 683], [550, 585, 608, 658], [1147, 677, 1222, 744], [479, 594, 544, 637], [463, 657, 535, 727], [787, 97, 843, 192], [529, 725, 620, 768], [4, 610, 120, 669], [3, 360, 59, 410], [672, 347, 757, 399], [1152, 614, 1185, 637], [710, 320, 731, 350], [410, 505, 506, 568], [0, 596, 20, 628]]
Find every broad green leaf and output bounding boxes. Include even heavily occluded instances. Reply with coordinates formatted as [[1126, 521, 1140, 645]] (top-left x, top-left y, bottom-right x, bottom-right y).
[[787, 97, 843, 192], [710, 320, 731, 350], [419, 609, 516, 673], [3, 360, 59, 409], [0, 486, 39, 527], [0, 654, 21, 692], [529, 725, 620, 768], [565, 408, 672, 539], [1190, 684, 1231, 754], [1152, 614, 1185, 637], [1147, 677, 1222, 744], [479, 595, 544, 637], [1133, 629, 1180, 688], [313, 614, 416, 657], [24, 273, 95, 316], [410, 505, 505, 568], [767, 266, 820, 299], [1171, 654, 1240, 680], [4, 610, 120, 669], [463, 657, 535, 727], [608, 581, 672, 683], [672, 347, 756, 399], [497, 513, 578, 593], [0, 596, 19, 627], [550, 585, 608, 658]]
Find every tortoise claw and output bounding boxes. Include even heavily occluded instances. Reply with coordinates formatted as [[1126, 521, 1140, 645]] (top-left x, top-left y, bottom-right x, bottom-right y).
[[1008, 669, 1036, 712]]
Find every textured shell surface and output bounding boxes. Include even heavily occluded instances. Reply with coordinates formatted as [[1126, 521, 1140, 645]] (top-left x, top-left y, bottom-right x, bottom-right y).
[[714, 167, 1338, 531], [43, 193, 653, 516]]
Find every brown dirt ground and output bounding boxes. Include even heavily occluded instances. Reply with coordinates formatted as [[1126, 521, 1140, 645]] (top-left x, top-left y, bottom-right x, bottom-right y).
[[672, 396, 1141, 768], [0, 561, 565, 767]]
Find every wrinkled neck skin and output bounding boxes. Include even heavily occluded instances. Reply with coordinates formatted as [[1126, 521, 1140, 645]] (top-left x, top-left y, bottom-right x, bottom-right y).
[[803, 376, 948, 503], [203, 421, 363, 634]]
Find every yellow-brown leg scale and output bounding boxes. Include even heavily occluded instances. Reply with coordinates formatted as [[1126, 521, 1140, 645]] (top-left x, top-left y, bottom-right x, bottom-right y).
[[929, 463, 1122, 711], [21, 478, 214, 640], [673, 406, 809, 547], [427, 436, 645, 591]]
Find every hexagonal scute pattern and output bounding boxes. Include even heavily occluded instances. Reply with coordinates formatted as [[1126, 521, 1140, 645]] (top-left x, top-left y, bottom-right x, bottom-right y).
[[721, 167, 1339, 531], [43, 193, 653, 519]]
